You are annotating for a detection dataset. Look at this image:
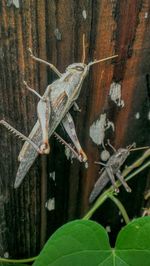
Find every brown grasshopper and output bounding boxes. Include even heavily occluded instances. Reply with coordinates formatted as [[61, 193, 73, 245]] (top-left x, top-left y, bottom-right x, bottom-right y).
[[89, 144, 135, 203], [0, 37, 118, 188]]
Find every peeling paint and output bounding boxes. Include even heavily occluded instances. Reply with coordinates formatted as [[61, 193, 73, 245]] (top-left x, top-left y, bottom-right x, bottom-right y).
[[7, 0, 20, 8], [82, 10, 87, 20], [109, 82, 124, 107], [54, 28, 62, 41], [45, 198, 55, 211], [89, 113, 115, 146], [4, 252, 9, 258], [135, 112, 140, 119], [65, 146, 76, 162]]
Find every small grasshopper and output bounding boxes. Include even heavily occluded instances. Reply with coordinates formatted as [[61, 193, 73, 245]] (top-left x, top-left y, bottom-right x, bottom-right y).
[[89, 143, 135, 203], [0, 36, 118, 188]]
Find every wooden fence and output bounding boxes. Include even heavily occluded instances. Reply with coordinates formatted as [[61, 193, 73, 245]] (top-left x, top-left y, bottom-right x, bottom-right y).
[[0, 0, 150, 258]]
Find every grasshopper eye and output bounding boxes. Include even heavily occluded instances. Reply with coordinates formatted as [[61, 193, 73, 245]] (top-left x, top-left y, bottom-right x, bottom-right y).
[[75, 66, 84, 71]]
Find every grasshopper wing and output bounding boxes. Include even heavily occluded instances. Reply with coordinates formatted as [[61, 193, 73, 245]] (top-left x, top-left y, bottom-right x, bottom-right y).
[[89, 171, 109, 203], [14, 123, 42, 188]]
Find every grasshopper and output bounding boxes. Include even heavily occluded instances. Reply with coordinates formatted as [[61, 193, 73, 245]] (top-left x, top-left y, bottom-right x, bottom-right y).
[[0, 36, 118, 188], [89, 143, 135, 203]]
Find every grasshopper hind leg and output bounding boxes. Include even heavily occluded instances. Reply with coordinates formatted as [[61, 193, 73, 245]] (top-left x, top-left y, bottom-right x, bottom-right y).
[[116, 170, 131, 192], [0, 120, 41, 154], [105, 166, 119, 193], [62, 113, 88, 164]]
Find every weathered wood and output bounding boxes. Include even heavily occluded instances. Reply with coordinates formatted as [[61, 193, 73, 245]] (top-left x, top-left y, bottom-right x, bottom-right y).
[[0, 0, 150, 258]]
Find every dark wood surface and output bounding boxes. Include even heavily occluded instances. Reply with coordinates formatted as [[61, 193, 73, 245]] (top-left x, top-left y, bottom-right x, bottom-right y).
[[0, 0, 150, 258]]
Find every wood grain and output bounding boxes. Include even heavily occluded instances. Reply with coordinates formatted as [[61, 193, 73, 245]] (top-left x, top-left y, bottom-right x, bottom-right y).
[[0, 0, 150, 258]]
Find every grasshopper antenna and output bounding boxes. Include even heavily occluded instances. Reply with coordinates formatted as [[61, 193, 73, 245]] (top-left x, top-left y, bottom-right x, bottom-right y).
[[82, 34, 86, 63], [130, 146, 150, 151], [88, 54, 118, 67]]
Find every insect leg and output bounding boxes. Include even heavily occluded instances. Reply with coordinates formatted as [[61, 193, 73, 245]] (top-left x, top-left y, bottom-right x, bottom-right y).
[[23, 81, 51, 154], [0, 120, 41, 153], [23, 81, 43, 100], [107, 139, 116, 152], [28, 48, 62, 77], [116, 170, 132, 192], [37, 96, 51, 154], [73, 102, 81, 112], [62, 112, 88, 164], [54, 132, 79, 159], [105, 166, 119, 193]]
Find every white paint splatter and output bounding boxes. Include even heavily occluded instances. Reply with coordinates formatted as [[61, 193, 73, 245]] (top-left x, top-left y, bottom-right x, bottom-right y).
[[89, 113, 115, 146], [49, 172, 55, 181], [145, 12, 148, 18], [45, 198, 55, 211], [109, 82, 124, 107], [4, 252, 9, 258], [7, 0, 20, 8], [54, 28, 62, 41], [100, 149, 110, 161], [106, 226, 111, 233], [65, 146, 76, 162], [135, 112, 140, 119], [148, 111, 150, 120], [82, 10, 87, 20]]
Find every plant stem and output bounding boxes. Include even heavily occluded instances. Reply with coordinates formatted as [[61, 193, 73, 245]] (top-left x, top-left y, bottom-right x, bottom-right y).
[[0, 256, 36, 263], [40, 155, 47, 248], [108, 194, 130, 224], [124, 160, 150, 182], [122, 148, 150, 177], [83, 192, 109, 220]]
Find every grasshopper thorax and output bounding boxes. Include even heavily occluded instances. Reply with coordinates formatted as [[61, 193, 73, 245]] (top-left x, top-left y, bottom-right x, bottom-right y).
[[116, 148, 130, 157], [114, 148, 130, 164]]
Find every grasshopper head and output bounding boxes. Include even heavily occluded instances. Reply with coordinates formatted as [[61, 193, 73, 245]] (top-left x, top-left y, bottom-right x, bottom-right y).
[[66, 63, 87, 73], [115, 148, 130, 164]]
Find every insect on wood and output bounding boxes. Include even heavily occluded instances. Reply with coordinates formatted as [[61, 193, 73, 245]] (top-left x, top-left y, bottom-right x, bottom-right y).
[[0, 35, 118, 188], [89, 143, 135, 203]]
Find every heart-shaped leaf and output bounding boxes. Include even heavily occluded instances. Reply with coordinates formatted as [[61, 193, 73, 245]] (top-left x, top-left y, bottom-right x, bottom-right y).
[[115, 216, 150, 266], [33, 217, 150, 266]]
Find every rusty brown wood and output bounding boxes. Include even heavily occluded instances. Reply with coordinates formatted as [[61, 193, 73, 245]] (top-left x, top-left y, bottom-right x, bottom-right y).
[[0, 0, 150, 258]]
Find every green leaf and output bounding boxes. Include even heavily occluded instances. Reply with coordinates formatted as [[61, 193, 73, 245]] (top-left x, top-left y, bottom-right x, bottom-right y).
[[33, 220, 111, 266], [33, 217, 150, 266]]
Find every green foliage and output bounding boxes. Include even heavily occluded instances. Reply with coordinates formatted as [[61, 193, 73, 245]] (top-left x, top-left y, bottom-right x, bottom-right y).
[[33, 217, 150, 266]]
